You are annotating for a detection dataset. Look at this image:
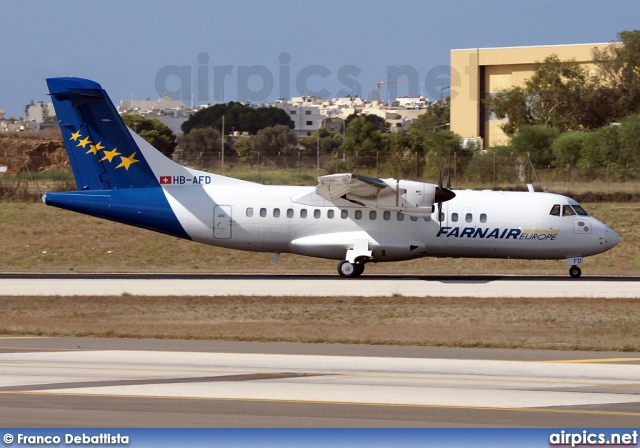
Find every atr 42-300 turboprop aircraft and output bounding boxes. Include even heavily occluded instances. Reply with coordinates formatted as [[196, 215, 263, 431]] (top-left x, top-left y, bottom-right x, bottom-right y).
[[44, 77, 620, 278]]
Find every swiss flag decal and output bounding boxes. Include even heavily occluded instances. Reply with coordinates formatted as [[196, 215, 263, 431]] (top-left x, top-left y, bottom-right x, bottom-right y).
[[160, 176, 172, 185]]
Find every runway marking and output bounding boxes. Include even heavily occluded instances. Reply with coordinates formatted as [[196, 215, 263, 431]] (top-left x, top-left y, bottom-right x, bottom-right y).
[[544, 358, 640, 364], [0, 363, 633, 388], [2, 390, 639, 417]]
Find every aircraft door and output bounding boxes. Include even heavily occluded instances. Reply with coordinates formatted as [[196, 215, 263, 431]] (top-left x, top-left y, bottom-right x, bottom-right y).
[[214, 205, 232, 239]]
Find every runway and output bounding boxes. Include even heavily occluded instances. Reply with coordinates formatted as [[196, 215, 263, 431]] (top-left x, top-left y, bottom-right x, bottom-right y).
[[0, 337, 639, 427], [1, 273, 640, 297]]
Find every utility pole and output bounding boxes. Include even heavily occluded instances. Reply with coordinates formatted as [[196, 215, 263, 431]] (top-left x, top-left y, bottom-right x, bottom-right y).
[[316, 121, 320, 171], [221, 115, 225, 170]]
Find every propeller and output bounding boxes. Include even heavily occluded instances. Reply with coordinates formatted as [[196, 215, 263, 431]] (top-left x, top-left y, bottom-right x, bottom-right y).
[[435, 152, 455, 227]]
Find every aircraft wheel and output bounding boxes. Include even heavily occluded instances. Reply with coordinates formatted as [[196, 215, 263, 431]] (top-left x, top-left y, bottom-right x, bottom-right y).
[[353, 263, 365, 277], [569, 265, 582, 278], [338, 260, 357, 278]]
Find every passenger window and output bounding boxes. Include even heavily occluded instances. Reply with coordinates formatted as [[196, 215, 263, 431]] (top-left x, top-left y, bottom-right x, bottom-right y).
[[246, 207, 253, 217], [410, 216, 418, 221], [341, 210, 348, 219], [369, 211, 377, 220], [287, 209, 294, 218], [328, 210, 335, 219], [573, 205, 589, 216], [424, 216, 431, 222], [549, 205, 561, 216], [383, 211, 390, 220], [397, 212, 404, 221], [260, 208, 267, 217], [562, 205, 576, 216], [314, 209, 321, 218], [451, 213, 458, 222], [480, 213, 487, 223], [465, 213, 472, 223], [300, 209, 307, 218], [355, 210, 362, 220], [439, 212, 445, 222], [273, 208, 280, 218]]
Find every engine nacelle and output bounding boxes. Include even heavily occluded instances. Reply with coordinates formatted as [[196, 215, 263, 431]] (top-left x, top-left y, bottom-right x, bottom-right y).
[[345, 179, 440, 216]]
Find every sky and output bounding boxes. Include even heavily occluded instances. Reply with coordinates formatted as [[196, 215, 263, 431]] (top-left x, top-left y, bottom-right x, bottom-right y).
[[1, 0, 639, 118]]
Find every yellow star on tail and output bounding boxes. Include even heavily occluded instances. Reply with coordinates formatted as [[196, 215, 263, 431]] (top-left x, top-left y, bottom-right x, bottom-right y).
[[70, 130, 81, 141], [86, 142, 105, 155], [116, 152, 139, 170], [77, 136, 91, 148], [100, 148, 121, 163]]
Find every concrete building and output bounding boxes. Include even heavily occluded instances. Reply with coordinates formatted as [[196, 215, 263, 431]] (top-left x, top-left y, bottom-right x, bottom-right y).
[[26, 101, 55, 123], [450, 43, 613, 149]]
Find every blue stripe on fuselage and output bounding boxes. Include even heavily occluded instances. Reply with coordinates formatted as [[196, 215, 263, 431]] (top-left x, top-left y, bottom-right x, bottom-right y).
[[44, 188, 189, 239]]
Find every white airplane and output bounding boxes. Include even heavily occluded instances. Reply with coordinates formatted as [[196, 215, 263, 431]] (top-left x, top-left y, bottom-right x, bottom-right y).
[[44, 77, 620, 278]]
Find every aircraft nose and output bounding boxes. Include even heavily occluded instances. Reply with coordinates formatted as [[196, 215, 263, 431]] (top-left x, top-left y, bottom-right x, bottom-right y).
[[603, 226, 621, 251]]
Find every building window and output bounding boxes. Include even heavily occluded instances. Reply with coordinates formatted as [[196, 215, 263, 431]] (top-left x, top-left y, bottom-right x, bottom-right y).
[[314, 209, 321, 218], [305, 110, 312, 115], [246, 207, 253, 217], [341, 210, 348, 219], [300, 209, 307, 218], [355, 210, 362, 220], [306, 121, 313, 126], [260, 208, 267, 217], [287, 209, 294, 218], [290, 110, 297, 115], [328, 210, 335, 219], [273, 208, 280, 218]]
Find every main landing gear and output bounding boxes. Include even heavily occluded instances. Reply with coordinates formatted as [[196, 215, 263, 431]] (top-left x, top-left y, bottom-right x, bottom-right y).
[[569, 265, 582, 279], [338, 260, 366, 278], [338, 239, 372, 278]]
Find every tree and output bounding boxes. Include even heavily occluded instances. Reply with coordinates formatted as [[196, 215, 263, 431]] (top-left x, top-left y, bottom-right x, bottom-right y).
[[181, 102, 294, 135], [511, 125, 559, 167], [176, 127, 224, 167], [344, 113, 390, 133], [298, 128, 343, 157], [552, 131, 585, 168], [406, 97, 450, 137], [250, 125, 298, 159], [341, 116, 386, 156], [593, 30, 640, 119], [121, 114, 177, 158], [485, 56, 591, 136], [233, 137, 257, 166]]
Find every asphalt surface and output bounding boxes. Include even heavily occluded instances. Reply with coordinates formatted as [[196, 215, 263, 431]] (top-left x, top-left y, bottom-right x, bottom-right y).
[[0, 337, 638, 427]]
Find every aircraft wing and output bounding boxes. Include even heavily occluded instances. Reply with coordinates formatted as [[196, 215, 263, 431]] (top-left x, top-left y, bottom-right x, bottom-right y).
[[316, 173, 388, 200]]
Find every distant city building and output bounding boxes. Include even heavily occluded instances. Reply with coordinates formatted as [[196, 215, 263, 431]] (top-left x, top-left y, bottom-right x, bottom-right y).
[[26, 101, 55, 123], [118, 93, 195, 135]]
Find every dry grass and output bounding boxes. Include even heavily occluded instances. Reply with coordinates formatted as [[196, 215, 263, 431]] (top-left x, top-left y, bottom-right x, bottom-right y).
[[0, 202, 639, 275], [0, 295, 638, 351]]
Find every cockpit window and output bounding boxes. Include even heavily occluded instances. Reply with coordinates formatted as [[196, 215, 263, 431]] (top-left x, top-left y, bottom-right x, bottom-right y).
[[562, 205, 576, 216], [549, 205, 560, 216], [572, 205, 589, 216]]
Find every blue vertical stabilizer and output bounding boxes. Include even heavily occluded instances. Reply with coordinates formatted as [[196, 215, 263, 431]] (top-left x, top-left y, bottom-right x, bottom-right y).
[[47, 77, 159, 190]]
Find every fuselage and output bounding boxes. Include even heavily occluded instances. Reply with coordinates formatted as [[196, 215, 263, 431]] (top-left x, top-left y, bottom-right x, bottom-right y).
[[159, 183, 619, 263]]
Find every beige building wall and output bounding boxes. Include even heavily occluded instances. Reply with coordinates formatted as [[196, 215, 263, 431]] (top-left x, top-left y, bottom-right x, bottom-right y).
[[450, 43, 612, 148]]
